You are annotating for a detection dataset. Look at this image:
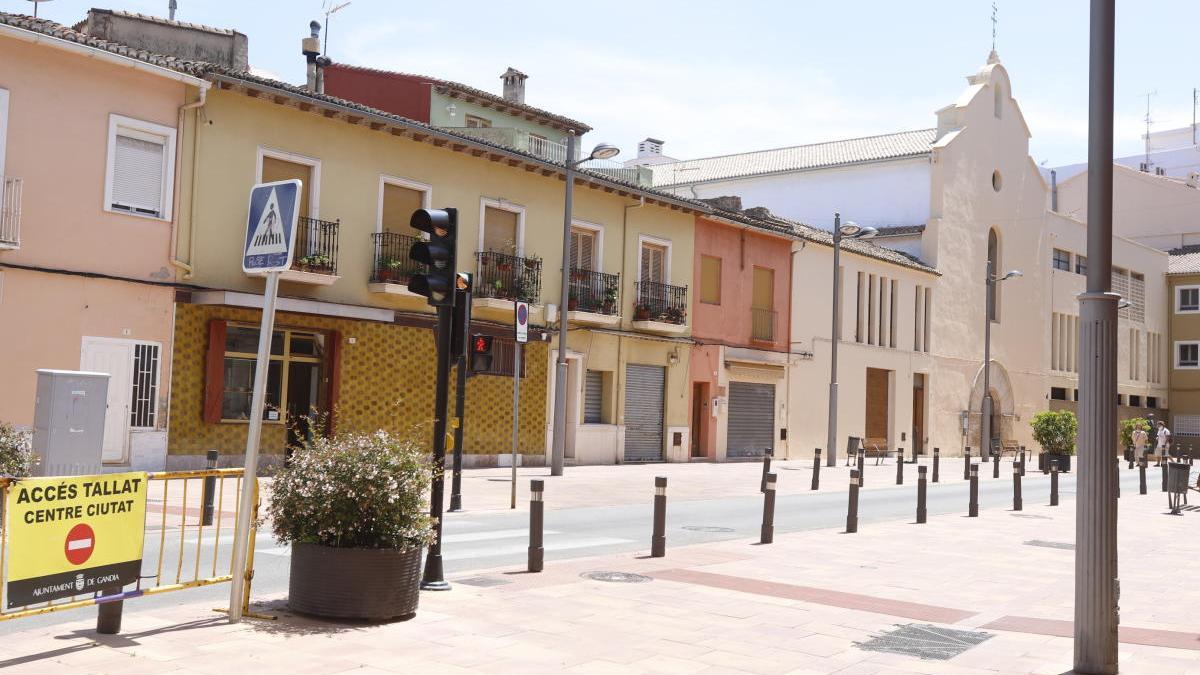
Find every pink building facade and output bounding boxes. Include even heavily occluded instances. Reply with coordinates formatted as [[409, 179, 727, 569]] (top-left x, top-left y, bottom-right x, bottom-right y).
[[689, 214, 793, 460], [0, 19, 207, 469]]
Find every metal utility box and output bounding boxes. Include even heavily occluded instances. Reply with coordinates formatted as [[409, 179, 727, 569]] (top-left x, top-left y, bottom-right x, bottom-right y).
[[31, 369, 109, 476]]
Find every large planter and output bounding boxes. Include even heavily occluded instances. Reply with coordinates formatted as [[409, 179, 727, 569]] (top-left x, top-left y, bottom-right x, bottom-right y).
[[1038, 452, 1072, 473], [289, 542, 422, 620]]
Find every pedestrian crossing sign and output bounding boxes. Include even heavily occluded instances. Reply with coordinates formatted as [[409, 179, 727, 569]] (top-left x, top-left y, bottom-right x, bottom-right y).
[[242, 179, 301, 273]]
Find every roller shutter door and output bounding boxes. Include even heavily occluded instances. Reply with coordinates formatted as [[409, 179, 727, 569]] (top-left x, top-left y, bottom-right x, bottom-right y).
[[727, 382, 774, 458], [623, 364, 665, 462]]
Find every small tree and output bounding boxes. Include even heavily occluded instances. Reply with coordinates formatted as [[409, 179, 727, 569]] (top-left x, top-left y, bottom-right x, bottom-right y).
[[1030, 410, 1077, 455], [1119, 417, 1149, 449]]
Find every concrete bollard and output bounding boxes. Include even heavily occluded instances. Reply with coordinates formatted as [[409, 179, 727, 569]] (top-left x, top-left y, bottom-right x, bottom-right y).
[[968, 465, 979, 517], [528, 480, 544, 573], [811, 449, 821, 491], [760, 472, 777, 544], [1012, 463, 1023, 511], [1050, 463, 1060, 506], [760, 448, 773, 493], [96, 588, 123, 635], [202, 449, 218, 527], [846, 470, 860, 533], [1139, 456, 1147, 495], [932, 447, 940, 483], [896, 447, 904, 485], [857, 449, 866, 487], [651, 476, 667, 558], [916, 466, 927, 524], [992, 451, 1000, 479]]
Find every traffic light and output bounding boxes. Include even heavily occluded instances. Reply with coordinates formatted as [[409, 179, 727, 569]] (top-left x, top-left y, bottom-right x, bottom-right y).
[[408, 207, 458, 306], [450, 272, 472, 360], [470, 334, 494, 373]]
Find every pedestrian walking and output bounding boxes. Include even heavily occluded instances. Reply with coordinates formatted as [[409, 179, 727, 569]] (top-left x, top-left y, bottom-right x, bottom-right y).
[[1155, 421, 1171, 466]]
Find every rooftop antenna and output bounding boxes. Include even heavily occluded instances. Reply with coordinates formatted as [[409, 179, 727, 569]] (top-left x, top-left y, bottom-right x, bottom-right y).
[[1143, 90, 1157, 171], [322, 1, 352, 55], [991, 2, 998, 52], [169, 0, 177, 21], [25, 0, 52, 19], [1193, 87, 1197, 146]]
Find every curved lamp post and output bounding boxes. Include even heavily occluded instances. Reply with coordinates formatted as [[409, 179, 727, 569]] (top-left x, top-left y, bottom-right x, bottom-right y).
[[551, 134, 620, 476], [980, 265, 1022, 457], [826, 213, 878, 467]]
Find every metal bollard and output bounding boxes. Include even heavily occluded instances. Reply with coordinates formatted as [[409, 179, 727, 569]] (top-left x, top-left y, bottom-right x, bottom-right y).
[[1050, 464, 1060, 506], [1019, 449, 1026, 476], [1127, 447, 1135, 470], [857, 449, 866, 487], [96, 587, 123, 635], [1012, 463, 1023, 511], [1139, 456, 1147, 495], [528, 479, 544, 573], [968, 465, 979, 517], [760, 448, 773, 493], [202, 449, 218, 527], [964, 446, 972, 480], [811, 449, 821, 491], [651, 476, 667, 558], [916, 466, 927, 524], [896, 448, 904, 485], [992, 451, 1000, 479], [846, 470, 859, 533], [760, 473, 776, 544], [1161, 462, 1168, 492], [932, 447, 940, 483]]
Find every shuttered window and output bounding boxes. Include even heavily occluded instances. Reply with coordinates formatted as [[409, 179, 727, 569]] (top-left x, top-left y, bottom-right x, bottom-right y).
[[584, 370, 605, 424], [640, 243, 666, 284], [700, 255, 721, 304], [105, 115, 176, 220], [130, 343, 159, 428], [483, 206, 519, 254], [752, 267, 773, 309], [570, 228, 596, 270]]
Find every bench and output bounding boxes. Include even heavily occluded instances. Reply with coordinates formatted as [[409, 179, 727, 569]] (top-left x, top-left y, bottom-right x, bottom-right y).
[[862, 437, 893, 465], [998, 440, 1020, 459]]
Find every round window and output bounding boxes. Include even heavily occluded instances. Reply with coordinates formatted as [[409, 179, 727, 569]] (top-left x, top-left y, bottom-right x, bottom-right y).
[[992, 170, 1003, 192]]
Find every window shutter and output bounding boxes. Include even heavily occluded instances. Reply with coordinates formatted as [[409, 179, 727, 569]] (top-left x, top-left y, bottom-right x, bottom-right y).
[[203, 320, 227, 423], [570, 231, 580, 269], [579, 231, 594, 270], [112, 134, 165, 215], [584, 370, 604, 424]]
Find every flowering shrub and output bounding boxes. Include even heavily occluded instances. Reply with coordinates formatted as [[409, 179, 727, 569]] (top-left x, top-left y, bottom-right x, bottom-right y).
[[267, 430, 436, 549], [0, 422, 33, 477]]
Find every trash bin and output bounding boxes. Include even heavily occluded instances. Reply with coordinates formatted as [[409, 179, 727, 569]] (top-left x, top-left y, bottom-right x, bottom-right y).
[[1167, 462, 1191, 495]]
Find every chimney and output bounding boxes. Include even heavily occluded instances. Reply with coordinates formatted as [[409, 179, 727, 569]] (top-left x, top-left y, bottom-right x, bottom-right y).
[[501, 67, 527, 104], [303, 21, 322, 92], [699, 196, 743, 212], [638, 138, 665, 159]]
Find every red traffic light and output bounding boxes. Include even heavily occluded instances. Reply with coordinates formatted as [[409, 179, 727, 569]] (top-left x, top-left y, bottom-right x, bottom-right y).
[[472, 335, 493, 354]]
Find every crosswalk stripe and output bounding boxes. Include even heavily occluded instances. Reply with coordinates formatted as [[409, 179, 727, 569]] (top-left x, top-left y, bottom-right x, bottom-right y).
[[442, 536, 632, 561], [443, 528, 560, 543]]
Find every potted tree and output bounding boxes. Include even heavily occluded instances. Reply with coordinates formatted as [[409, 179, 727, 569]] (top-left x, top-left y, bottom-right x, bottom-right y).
[[267, 429, 436, 621], [1031, 410, 1076, 473]]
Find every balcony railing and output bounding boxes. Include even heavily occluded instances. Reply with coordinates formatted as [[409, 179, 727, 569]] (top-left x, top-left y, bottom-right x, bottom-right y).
[[569, 268, 620, 315], [0, 176, 22, 248], [441, 127, 654, 186], [751, 307, 776, 341], [475, 250, 542, 303], [633, 281, 688, 325], [292, 217, 339, 275], [370, 232, 423, 284]]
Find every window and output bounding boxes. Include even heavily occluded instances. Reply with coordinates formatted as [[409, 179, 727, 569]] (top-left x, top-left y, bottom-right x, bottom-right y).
[[130, 343, 160, 428], [1175, 415, 1200, 436], [221, 326, 325, 421], [991, 170, 1002, 192], [378, 176, 430, 236], [570, 227, 598, 271], [105, 114, 176, 220], [699, 255, 721, 304], [1075, 255, 1087, 276], [1176, 341, 1200, 369], [1128, 272, 1145, 322], [465, 115, 492, 128], [1052, 248, 1070, 272], [1116, 394, 1125, 406], [1178, 286, 1200, 313], [584, 370, 608, 424], [258, 148, 320, 219], [640, 242, 667, 284], [1148, 396, 1158, 409], [1129, 395, 1142, 407], [1050, 387, 1067, 401], [481, 203, 521, 254]]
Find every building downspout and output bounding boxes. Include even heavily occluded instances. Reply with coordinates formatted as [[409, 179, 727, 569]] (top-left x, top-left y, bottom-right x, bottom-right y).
[[786, 243, 802, 459], [616, 197, 645, 462], [171, 84, 208, 279]]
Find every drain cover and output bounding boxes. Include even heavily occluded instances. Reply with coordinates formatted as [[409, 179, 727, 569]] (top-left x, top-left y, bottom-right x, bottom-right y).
[[682, 525, 735, 533], [1024, 540, 1074, 550], [1010, 513, 1051, 520], [855, 624, 992, 660], [581, 571, 651, 584], [455, 576, 511, 588]]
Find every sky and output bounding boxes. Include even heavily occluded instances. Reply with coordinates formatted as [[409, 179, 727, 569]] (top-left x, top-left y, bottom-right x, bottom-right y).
[[17, 0, 1200, 167]]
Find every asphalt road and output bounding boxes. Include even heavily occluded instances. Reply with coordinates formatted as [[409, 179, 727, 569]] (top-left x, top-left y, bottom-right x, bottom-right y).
[[0, 468, 1150, 636]]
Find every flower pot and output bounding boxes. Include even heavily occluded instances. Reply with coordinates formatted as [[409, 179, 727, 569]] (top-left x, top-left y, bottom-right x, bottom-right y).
[[568, 299, 578, 311], [635, 309, 650, 321], [1037, 452, 1072, 473], [288, 543, 422, 621]]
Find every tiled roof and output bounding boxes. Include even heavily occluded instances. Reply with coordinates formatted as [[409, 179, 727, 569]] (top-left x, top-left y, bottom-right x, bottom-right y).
[[874, 224, 926, 237], [1168, 246, 1200, 274], [326, 63, 592, 133], [651, 129, 937, 187]]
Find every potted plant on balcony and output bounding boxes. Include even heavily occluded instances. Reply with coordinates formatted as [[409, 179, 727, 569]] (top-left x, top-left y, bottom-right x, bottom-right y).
[[567, 290, 579, 312], [268, 429, 436, 621], [491, 278, 507, 299], [1031, 409, 1076, 473], [375, 257, 402, 283], [634, 303, 652, 321], [664, 306, 687, 325], [297, 253, 332, 273], [602, 287, 618, 315], [524, 255, 540, 271]]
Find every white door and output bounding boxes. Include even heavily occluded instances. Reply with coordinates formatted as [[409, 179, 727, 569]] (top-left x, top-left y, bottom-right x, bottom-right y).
[[81, 338, 134, 463]]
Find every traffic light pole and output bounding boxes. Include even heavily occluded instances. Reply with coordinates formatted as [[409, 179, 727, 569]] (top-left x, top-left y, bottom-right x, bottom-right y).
[[421, 304, 454, 591], [449, 286, 471, 513]]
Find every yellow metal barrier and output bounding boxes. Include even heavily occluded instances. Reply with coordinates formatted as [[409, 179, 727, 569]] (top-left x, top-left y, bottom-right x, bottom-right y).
[[0, 468, 260, 622]]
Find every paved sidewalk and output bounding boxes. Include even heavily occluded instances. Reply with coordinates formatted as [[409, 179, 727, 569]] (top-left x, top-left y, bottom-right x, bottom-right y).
[[1, 471, 1196, 674]]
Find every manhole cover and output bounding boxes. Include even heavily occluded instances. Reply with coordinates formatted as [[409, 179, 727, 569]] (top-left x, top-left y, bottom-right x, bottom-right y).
[[682, 525, 735, 533], [1010, 513, 1051, 520], [1024, 540, 1074, 550], [855, 624, 992, 660], [580, 571, 651, 584], [455, 576, 511, 588]]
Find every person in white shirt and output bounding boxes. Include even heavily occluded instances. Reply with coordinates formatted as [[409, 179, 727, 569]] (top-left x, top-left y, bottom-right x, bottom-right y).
[[1156, 421, 1171, 466]]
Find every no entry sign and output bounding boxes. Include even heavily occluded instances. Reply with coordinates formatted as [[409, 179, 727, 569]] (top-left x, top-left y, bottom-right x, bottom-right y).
[[4, 472, 147, 608]]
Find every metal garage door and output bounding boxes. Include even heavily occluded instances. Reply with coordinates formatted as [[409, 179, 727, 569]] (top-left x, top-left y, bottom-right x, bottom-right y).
[[623, 364, 665, 462], [727, 382, 775, 458]]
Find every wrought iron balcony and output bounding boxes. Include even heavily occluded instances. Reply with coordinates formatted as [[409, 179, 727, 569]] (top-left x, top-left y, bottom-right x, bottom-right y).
[[370, 232, 423, 284], [475, 250, 542, 303], [633, 281, 688, 325], [751, 307, 776, 341], [0, 176, 22, 248], [292, 217, 339, 275], [569, 268, 620, 315]]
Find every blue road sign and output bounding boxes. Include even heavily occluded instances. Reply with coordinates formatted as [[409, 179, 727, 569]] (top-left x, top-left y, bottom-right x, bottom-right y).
[[242, 180, 301, 273]]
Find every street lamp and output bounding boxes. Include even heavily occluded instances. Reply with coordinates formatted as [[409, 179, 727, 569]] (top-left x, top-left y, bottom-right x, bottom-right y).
[[826, 213, 877, 467], [551, 133, 620, 476], [979, 263, 1021, 458]]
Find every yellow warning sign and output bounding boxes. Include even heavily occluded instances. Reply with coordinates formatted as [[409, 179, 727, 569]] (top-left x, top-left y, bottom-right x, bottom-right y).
[[4, 472, 148, 608]]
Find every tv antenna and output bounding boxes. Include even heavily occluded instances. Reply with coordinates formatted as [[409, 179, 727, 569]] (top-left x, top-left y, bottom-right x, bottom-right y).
[[1143, 90, 1157, 171], [322, 1, 352, 55], [991, 2, 998, 52]]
